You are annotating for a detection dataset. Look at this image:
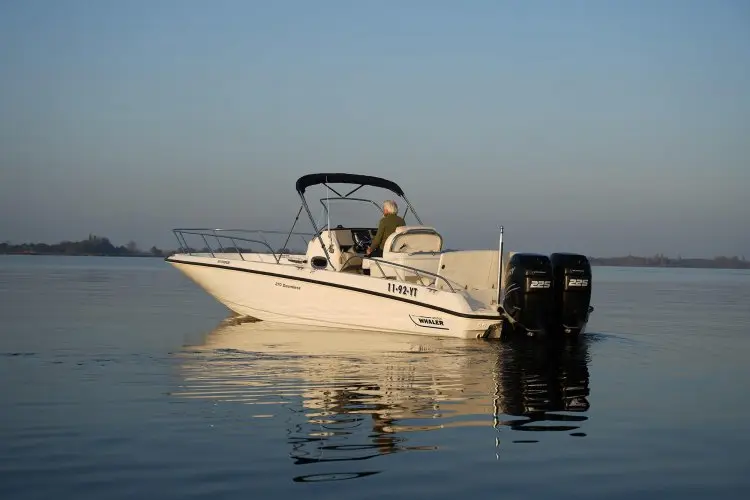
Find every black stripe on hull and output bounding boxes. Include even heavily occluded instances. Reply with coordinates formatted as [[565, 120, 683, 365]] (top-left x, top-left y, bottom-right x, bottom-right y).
[[166, 257, 504, 321]]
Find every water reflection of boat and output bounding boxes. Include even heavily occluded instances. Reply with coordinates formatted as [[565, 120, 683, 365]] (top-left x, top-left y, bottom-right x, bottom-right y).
[[173, 320, 591, 480], [491, 338, 590, 440]]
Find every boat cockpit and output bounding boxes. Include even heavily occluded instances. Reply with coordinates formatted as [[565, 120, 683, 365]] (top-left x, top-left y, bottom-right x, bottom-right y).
[[304, 224, 444, 279], [304, 226, 376, 272], [301, 223, 499, 300]]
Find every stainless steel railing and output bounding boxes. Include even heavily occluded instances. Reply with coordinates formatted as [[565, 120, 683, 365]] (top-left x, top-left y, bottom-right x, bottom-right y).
[[172, 228, 313, 264], [174, 229, 459, 293], [361, 256, 457, 293]]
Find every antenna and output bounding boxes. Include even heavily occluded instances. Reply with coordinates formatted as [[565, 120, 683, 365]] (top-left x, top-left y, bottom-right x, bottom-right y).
[[325, 178, 333, 255], [325, 179, 330, 231], [496, 226, 504, 305]]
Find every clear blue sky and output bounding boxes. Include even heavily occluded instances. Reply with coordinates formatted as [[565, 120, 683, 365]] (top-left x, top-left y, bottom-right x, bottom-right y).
[[1, 0, 748, 257]]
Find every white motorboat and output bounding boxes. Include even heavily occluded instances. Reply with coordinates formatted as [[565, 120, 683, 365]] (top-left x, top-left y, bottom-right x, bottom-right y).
[[166, 173, 593, 339]]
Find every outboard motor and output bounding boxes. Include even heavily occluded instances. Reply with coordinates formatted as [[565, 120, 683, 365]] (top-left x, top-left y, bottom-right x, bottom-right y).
[[501, 253, 555, 337], [550, 253, 593, 336]]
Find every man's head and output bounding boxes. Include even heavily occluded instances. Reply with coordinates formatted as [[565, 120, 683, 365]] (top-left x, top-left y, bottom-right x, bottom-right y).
[[383, 200, 398, 215]]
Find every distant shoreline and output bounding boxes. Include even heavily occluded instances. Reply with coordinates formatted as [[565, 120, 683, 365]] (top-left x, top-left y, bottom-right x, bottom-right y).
[[2, 235, 747, 269], [2, 251, 748, 270], [588, 257, 749, 270], [0, 252, 166, 258], [0, 235, 171, 259]]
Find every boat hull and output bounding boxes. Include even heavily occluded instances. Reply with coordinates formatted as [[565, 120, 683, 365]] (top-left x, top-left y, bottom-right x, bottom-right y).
[[167, 254, 503, 339]]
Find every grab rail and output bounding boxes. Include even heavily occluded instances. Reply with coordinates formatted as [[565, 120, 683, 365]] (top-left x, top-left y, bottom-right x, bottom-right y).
[[172, 228, 313, 264], [361, 257, 457, 293], [173, 229, 458, 293]]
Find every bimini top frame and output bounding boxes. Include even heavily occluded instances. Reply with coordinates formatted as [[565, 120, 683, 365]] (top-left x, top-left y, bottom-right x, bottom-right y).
[[292, 173, 424, 269]]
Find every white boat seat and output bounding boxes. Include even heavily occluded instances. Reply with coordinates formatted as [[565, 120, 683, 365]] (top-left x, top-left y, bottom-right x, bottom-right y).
[[370, 226, 443, 281], [385, 225, 443, 254]]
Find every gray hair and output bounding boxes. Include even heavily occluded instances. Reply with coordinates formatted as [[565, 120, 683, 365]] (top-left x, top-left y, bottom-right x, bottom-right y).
[[383, 200, 398, 215]]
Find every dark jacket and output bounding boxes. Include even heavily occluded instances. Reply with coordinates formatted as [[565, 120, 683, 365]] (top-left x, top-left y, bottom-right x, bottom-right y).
[[371, 213, 406, 250]]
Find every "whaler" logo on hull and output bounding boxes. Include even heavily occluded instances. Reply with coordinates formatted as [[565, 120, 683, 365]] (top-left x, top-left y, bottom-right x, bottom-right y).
[[410, 315, 448, 330]]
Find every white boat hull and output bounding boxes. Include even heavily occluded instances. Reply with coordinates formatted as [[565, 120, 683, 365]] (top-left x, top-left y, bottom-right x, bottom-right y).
[[167, 254, 503, 339]]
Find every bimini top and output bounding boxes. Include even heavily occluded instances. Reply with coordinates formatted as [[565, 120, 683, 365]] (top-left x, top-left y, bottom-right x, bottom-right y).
[[295, 173, 405, 197]]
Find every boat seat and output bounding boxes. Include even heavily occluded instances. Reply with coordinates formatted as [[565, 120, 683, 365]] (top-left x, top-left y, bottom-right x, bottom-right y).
[[386, 225, 443, 254], [369, 226, 443, 280]]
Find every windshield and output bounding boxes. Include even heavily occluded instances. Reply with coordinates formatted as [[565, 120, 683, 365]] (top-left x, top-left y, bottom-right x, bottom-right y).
[[299, 184, 417, 232]]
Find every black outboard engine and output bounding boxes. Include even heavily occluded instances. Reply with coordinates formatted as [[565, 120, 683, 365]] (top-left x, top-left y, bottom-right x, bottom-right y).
[[550, 253, 593, 336], [501, 253, 555, 337]]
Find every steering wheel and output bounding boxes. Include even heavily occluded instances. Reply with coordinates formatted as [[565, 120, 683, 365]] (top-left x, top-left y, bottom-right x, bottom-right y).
[[352, 231, 372, 253]]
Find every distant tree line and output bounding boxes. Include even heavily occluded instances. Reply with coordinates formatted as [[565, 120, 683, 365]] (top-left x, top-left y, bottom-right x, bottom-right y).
[[589, 253, 749, 270], [0, 234, 167, 257], [1, 236, 748, 269], [0, 235, 291, 258]]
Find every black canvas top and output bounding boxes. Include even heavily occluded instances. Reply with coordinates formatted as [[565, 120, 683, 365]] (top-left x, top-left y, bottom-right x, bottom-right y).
[[295, 173, 405, 196]]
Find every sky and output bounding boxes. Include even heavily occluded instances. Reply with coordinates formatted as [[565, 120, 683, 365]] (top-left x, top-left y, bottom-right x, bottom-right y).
[[1, 0, 748, 257]]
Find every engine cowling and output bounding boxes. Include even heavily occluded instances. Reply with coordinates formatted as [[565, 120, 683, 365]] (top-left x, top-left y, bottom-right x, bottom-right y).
[[550, 253, 593, 336], [501, 253, 555, 336]]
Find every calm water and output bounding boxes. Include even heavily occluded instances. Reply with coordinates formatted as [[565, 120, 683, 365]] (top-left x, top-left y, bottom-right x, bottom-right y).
[[1, 256, 749, 499]]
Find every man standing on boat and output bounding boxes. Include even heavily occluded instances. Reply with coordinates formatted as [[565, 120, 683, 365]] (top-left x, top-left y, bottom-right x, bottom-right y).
[[366, 200, 405, 258]]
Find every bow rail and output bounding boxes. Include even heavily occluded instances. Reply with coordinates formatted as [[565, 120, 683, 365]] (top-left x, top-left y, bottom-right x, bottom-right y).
[[172, 228, 313, 264]]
